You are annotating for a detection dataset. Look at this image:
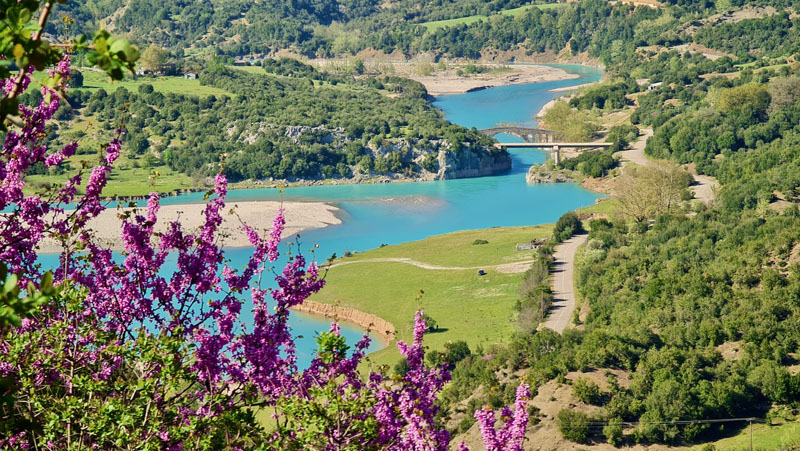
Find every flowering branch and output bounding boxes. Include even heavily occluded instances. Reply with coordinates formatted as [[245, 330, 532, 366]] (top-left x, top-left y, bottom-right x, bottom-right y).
[[472, 383, 532, 451]]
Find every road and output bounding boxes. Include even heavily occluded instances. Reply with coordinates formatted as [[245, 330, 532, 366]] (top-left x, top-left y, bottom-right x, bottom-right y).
[[617, 127, 718, 203], [689, 173, 719, 204], [616, 127, 653, 167], [542, 233, 588, 333]]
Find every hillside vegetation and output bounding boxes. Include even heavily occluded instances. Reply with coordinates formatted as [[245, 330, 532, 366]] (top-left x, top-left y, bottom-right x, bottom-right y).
[[24, 0, 800, 447], [49, 0, 800, 70], [29, 59, 504, 195]]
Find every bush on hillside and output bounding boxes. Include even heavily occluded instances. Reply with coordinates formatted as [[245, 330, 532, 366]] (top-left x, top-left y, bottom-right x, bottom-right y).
[[553, 211, 584, 243], [557, 409, 591, 443], [572, 377, 603, 405]]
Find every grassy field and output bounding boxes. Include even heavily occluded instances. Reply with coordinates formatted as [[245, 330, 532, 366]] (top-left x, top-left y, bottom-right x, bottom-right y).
[[311, 225, 552, 368], [26, 156, 198, 198], [421, 3, 564, 31], [577, 197, 618, 216], [692, 422, 800, 450], [23, 110, 199, 197], [226, 64, 266, 75], [78, 69, 233, 97]]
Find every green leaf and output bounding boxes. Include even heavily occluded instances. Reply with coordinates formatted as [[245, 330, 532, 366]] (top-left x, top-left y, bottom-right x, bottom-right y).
[[109, 38, 130, 55], [6, 8, 20, 27], [41, 272, 53, 292], [18, 8, 32, 25], [4, 274, 18, 294], [94, 34, 108, 54]]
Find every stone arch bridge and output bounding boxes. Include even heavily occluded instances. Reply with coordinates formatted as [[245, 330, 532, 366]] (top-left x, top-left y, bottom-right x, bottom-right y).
[[479, 126, 558, 143], [479, 126, 611, 164]]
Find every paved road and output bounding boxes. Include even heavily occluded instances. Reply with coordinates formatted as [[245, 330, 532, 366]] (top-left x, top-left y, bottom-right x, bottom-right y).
[[542, 233, 588, 333]]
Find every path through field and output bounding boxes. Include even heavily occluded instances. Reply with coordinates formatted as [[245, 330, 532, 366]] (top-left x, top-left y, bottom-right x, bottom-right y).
[[326, 257, 536, 274]]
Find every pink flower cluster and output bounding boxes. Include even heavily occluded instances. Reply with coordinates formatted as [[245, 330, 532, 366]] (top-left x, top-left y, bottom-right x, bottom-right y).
[[471, 383, 532, 451]]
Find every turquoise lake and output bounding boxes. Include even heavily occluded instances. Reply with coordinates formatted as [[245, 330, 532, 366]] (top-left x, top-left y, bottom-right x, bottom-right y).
[[228, 64, 603, 364], [43, 65, 604, 366]]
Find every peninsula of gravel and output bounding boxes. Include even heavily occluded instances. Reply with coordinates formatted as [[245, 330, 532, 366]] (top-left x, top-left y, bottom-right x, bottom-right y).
[[36, 201, 342, 254]]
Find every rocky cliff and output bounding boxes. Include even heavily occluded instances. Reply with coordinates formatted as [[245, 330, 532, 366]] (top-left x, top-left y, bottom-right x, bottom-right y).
[[525, 163, 574, 184], [436, 145, 512, 180]]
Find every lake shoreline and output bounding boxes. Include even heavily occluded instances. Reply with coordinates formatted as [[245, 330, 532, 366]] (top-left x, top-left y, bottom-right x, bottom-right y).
[[292, 300, 396, 343], [310, 58, 583, 96], [36, 200, 343, 254], [533, 82, 600, 120], [408, 63, 580, 96], [97, 66, 603, 202], [87, 71, 602, 355]]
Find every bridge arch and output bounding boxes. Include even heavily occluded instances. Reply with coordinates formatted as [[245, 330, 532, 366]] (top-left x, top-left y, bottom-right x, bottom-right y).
[[479, 126, 558, 143]]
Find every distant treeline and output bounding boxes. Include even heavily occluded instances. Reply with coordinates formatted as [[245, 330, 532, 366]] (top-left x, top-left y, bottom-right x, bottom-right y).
[[45, 60, 496, 182], [48, 0, 800, 69]]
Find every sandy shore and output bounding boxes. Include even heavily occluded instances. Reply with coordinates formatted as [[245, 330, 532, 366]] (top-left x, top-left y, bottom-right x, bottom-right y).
[[292, 300, 396, 342], [535, 81, 600, 119], [311, 59, 578, 96], [408, 64, 579, 96], [549, 85, 583, 93], [37, 200, 342, 253]]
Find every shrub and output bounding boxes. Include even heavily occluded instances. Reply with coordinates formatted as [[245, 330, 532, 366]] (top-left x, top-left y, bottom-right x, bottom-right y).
[[559, 150, 616, 177], [421, 313, 438, 332], [557, 409, 590, 443], [458, 416, 475, 433], [516, 258, 553, 331], [603, 419, 623, 446], [421, 153, 439, 172], [553, 211, 584, 243], [472, 239, 489, 245], [572, 377, 603, 405]]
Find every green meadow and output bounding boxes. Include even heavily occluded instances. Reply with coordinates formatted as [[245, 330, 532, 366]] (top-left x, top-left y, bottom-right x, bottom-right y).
[[310, 225, 552, 368], [226, 64, 266, 75], [26, 165, 196, 198], [692, 422, 800, 450], [78, 69, 233, 97]]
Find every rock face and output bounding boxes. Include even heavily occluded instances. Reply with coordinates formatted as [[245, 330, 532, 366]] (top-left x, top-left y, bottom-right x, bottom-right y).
[[436, 146, 512, 180], [526, 164, 574, 184], [230, 121, 511, 183], [292, 300, 396, 342]]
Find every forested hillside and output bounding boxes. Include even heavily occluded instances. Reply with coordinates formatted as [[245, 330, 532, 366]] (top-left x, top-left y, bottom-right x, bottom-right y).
[[37, 60, 502, 185], [361, 0, 800, 447], [50, 0, 800, 68]]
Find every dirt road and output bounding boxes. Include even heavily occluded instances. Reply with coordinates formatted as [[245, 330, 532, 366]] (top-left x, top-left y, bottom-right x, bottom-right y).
[[326, 257, 535, 274], [616, 127, 653, 167], [617, 127, 718, 203]]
